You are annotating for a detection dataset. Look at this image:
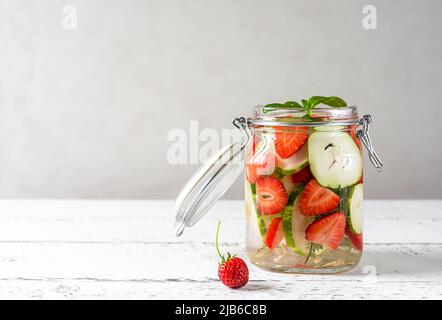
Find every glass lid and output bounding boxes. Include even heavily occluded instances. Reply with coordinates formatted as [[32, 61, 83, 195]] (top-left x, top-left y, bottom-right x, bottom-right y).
[[174, 118, 250, 236]]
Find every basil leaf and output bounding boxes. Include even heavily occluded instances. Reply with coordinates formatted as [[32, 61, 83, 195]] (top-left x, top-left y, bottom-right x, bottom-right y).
[[307, 96, 347, 109], [262, 103, 283, 113], [262, 96, 347, 114], [264, 103, 283, 108], [263, 101, 303, 113], [301, 114, 317, 122], [283, 101, 303, 109]]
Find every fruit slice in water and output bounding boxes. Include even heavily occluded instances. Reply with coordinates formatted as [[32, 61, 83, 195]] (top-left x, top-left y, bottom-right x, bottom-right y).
[[275, 143, 308, 176], [305, 212, 346, 250], [274, 127, 308, 159], [265, 217, 284, 250], [245, 181, 267, 241], [282, 190, 314, 256], [348, 183, 364, 234], [300, 179, 339, 216], [245, 140, 275, 183], [256, 176, 288, 215], [291, 165, 313, 184], [308, 130, 363, 189], [345, 225, 363, 251], [348, 124, 362, 150]]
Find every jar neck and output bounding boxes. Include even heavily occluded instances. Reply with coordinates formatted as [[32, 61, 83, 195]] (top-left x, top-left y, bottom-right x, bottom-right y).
[[250, 105, 359, 127]]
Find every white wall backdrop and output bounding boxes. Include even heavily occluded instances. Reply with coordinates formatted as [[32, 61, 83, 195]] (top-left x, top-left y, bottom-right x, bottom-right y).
[[0, 0, 441, 199]]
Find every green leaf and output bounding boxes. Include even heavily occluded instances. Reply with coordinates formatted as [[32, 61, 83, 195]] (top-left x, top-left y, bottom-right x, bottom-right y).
[[301, 99, 309, 108], [262, 103, 283, 114], [264, 103, 283, 108], [263, 101, 304, 114], [307, 96, 347, 109], [283, 101, 303, 109], [263, 96, 347, 113], [301, 114, 317, 122], [304, 243, 324, 264]]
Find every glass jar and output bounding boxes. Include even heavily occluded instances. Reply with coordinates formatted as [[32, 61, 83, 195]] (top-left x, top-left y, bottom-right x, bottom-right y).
[[175, 105, 382, 275], [244, 105, 374, 274]]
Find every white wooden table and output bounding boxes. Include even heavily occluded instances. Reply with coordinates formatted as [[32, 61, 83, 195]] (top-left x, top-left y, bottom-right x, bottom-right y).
[[0, 200, 440, 299]]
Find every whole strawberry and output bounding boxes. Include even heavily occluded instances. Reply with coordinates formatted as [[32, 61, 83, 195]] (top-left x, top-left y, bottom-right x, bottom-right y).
[[216, 222, 249, 289]]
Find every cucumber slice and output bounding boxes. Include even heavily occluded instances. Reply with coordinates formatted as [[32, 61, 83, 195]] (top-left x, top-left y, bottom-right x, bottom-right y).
[[282, 190, 314, 256], [348, 183, 363, 234], [308, 131, 362, 188], [245, 181, 267, 241], [275, 143, 308, 176]]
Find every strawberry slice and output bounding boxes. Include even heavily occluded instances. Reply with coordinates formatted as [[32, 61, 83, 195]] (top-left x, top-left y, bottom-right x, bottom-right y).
[[305, 212, 346, 250], [265, 217, 284, 250], [245, 150, 273, 184], [349, 124, 362, 150], [256, 176, 288, 215], [300, 179, 339, 216], [345, 225, 363, 251], [245, 136, 275, 183], [291, 166, 313, 184], [274, 127, 308, 159]]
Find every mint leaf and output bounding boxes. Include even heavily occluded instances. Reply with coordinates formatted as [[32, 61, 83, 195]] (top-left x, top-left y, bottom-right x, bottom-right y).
[[262, 103, 283, 113], [283, 101, 303, 109], [263, 96, 347, 114], [301, 114, 317, 122], [263, 101, 303, 113], [307, 96, 347, 109], [264, 103, 283, 108]]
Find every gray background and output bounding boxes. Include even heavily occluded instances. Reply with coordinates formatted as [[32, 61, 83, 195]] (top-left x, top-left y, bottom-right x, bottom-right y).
[[0, 0, 441, 199]]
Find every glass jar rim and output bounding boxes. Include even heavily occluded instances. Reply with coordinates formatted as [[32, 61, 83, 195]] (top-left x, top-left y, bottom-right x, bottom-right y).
[[250, 105, 359, 127]]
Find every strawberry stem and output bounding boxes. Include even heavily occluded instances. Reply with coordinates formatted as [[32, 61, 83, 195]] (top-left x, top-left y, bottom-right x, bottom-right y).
[[215, 221, 223, 261]]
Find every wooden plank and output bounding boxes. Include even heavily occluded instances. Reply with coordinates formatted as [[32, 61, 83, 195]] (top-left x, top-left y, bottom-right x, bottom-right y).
[[0, 200, 440, 244], [0, 200, 440, 299], [0, 278, 439, 300], [0, 242, 440, 283]]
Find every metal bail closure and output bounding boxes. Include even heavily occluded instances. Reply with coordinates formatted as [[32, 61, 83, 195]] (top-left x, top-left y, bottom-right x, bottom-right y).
[[357, 115, 383, 172], [174, 117, 251, 237]]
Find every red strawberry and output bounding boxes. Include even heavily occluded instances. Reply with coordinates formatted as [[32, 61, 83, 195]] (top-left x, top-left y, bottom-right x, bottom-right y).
[[345, 225, 363, 251], [349, 125, 362, 150], [216, 222, 249, 289], [245, 164, 257, 184], [300, 179, 339, 216], [274, 127, 308, 159], [245, 150, 273, 184], [256, 176, 288, 215], [291, 166, 313, 184], [305, 212, 346, 250], [218, 257, 249, 289], [265, 217, 284, 250]]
